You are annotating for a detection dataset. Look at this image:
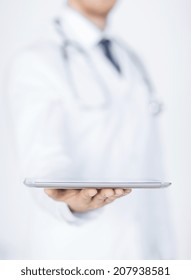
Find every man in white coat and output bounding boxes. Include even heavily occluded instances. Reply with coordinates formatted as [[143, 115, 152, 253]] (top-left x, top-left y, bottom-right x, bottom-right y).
[[8, 0, 174, 259]]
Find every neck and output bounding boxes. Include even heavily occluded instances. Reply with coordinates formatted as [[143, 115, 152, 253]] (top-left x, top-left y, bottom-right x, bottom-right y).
[[68, 3, 107, 30], [85, 14, 107, 30]]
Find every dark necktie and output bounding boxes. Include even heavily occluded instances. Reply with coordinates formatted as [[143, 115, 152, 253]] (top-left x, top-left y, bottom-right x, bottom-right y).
[[98, 38, 121, 74]]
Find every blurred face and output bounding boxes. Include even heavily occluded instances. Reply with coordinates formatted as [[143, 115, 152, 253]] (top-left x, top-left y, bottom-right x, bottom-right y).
[[69, 0, 117, 17]]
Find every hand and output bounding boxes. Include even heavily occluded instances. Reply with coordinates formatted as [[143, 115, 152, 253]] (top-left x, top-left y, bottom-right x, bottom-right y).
[[44, 188, 132, 213]]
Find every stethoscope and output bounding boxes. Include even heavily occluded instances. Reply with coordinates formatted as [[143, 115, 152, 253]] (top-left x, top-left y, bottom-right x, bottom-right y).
[[54, 19, 163, 115]]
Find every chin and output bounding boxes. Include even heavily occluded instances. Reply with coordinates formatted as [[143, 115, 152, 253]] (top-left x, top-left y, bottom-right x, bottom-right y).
[[86, 0, 117, 16]]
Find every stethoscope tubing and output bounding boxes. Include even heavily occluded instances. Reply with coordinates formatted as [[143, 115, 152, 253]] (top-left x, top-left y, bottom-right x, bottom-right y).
[[54, 18, 163, 115]]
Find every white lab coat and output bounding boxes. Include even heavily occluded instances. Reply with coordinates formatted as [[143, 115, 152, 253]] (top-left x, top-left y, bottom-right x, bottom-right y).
[[7, 6, 174, 259]]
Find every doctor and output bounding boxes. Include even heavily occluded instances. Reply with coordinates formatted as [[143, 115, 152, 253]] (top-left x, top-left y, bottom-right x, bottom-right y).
[[8, 0, 174, 259]]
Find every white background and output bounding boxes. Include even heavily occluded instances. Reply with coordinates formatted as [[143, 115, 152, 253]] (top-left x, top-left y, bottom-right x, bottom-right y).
[[0, 0, 190, 259]]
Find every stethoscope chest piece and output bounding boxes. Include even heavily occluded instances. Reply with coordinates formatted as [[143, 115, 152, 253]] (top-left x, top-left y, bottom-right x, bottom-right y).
[[149, 100, 163, 116]]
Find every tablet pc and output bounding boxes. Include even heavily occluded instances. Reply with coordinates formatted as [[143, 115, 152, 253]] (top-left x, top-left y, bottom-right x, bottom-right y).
[[24, 178, 171, 189]]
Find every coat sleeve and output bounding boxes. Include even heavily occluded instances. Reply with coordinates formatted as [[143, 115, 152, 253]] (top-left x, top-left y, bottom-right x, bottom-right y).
[[7, 49, 102, 225]]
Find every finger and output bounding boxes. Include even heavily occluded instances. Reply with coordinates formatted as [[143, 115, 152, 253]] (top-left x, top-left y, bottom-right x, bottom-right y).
[[105, 189, 132, 204], [44, 189, 63, 200], [92, 189, 114, 205], [123, 188, 132, 195], [104, 196, 117, 203], [114, 188, 124, 196], [44, 189, 79, 201], [79, 188, 98, 203]]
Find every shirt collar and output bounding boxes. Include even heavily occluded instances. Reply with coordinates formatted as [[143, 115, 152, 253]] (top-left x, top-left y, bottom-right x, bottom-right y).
[[57, 4, 111, 50]]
